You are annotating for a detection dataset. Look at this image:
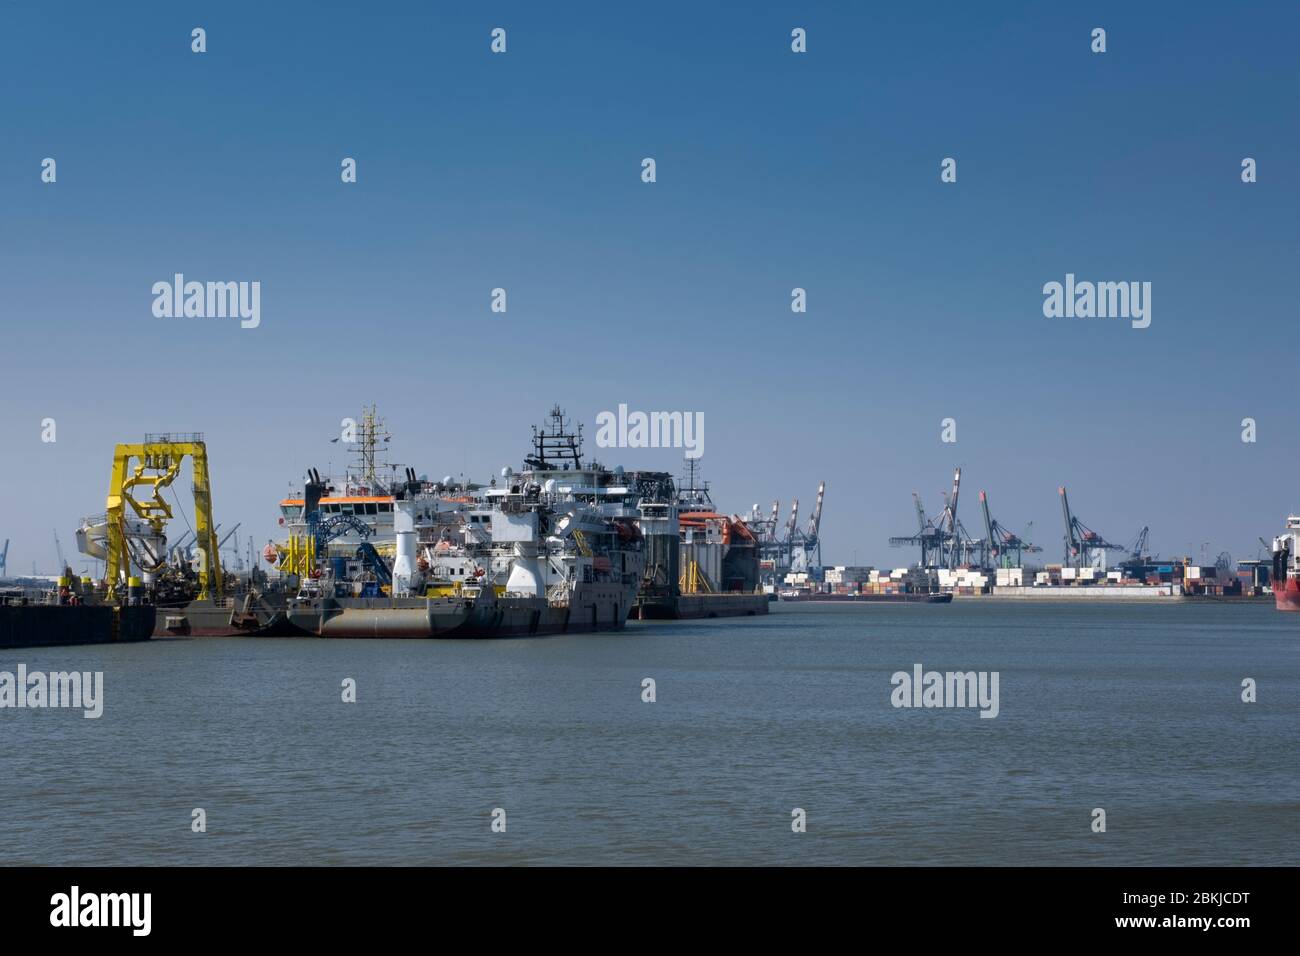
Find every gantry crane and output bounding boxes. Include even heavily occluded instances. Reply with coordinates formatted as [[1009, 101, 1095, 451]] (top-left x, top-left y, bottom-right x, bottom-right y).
[[104, 434, 222, 602], [803, 481, 825, 568], [1059, 486, 1126, 569], [890, 468, 977, 568], [892, 492, 944, 567], [978, 490, 1042, 569]]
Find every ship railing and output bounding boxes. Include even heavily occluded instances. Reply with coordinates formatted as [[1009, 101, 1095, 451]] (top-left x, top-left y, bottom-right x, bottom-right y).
[[143, 432, 205, 444]]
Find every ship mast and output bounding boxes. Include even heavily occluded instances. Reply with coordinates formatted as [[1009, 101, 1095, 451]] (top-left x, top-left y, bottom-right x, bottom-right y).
[[677, 456, 712, 511], [526, 405, 583, 471], [350, 404, 391, 490]]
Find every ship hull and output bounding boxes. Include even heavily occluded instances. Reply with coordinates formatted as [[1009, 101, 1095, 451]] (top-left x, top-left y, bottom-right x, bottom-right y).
[[155, 599, 236, 637], [282, 582, 637, 638], [156, 592, 294, 637], [1274, 577, 1300, 611], [1, 604, 155, 649], [635, 593, 770, 619]]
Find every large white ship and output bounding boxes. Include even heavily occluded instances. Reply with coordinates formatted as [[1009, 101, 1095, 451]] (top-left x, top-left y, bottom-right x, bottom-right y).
[[272, 407, 649, 637]]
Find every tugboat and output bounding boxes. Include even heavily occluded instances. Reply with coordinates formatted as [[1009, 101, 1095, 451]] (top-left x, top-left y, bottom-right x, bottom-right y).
[[1271, 516, 1300, 611]]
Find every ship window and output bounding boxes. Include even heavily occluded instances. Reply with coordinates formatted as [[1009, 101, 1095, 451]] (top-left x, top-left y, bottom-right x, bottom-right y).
[[340, 504, 354, 514], [365, 503, 378, 515], [378, 503, 391, 512]]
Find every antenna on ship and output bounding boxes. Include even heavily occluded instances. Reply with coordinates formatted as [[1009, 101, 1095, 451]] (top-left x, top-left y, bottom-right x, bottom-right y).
[[351, 404, 391, 491], [526, 405, 583, 471], [678, 456, 711, 510]]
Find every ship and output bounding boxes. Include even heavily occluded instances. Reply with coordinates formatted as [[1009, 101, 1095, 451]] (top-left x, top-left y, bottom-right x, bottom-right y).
[[1271, 516, 1300, 610], [271, 408, 646, 638], [634, 457, 768, 619], [273, 406, 765, 630]]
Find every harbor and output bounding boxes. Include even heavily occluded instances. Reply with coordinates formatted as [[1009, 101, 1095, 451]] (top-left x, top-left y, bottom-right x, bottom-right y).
[[1, 407, 771, 648], [1, 416, 1295, 650]]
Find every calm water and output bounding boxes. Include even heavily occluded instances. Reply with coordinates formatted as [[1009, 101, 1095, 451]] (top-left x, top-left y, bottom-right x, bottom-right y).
[[1, 601, 1296, 866]]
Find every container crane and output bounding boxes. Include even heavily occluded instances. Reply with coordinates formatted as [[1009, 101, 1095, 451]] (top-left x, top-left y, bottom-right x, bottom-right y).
[[1059, 486, 1126, 569], [890, 469, 976, 568], [978, 490, 1042, 569], [1117, 526, 1153, 574], [942, 468, 962, 569], [895, 493, 946, 568], [802, 481, 825, 568]]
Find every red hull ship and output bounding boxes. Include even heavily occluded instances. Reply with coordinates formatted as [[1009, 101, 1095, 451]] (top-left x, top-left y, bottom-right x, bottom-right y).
[[1274, 577, 1300, 611], [1271, 516, 1300, 611]]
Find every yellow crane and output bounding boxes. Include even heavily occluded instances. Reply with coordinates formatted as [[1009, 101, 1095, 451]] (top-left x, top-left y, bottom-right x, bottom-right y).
[[104, 434, 222, 603]]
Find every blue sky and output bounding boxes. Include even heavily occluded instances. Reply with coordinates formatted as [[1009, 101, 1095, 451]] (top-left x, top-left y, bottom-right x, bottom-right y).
[[1, 1, 1297, 573]]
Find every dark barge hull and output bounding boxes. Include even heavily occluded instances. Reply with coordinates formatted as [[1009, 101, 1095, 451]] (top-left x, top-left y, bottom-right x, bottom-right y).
[[0, 604, 156, 649], [634, 593, 770, 620]]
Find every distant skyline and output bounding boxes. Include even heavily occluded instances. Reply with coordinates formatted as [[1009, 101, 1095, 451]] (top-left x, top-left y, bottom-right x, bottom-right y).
[[1, 2, 1298, 574]]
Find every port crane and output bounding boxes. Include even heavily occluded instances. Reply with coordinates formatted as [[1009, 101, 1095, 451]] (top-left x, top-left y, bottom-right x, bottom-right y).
[[978, 490, 1042, 569], [789, 482, 826, 571], [891, 468, 978, 568], [751, 500, 784, 586], [891, 492, 946, 567], [936, 468, 964, 570], [751, 482, 827, 583], [1116, 526, 1156, 573], [784, 498, 804, 572], [780, 482, 827, 574], [103, 434, 223, 603], [1059, 486, 1127, 569], [53, 529, 68, 576]]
